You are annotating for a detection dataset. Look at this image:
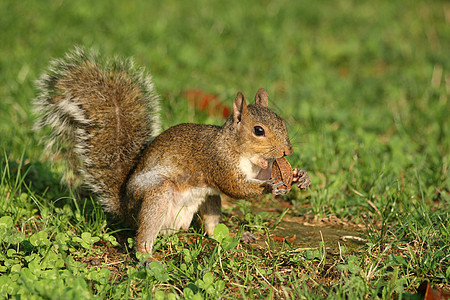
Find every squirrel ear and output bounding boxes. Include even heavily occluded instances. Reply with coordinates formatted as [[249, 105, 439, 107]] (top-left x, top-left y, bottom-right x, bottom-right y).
[[255, 88, 269, 107], [233, 91, 248, 123]]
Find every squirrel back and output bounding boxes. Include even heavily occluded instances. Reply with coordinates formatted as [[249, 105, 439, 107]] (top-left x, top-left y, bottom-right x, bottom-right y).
[[33, 47, 161, 216]]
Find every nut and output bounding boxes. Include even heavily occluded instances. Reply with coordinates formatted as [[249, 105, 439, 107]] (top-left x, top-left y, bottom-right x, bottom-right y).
[[271, 157, 293, 192]]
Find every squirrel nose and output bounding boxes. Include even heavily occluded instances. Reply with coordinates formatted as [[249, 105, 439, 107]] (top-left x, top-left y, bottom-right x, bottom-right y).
[[283, 143, 293, 156]]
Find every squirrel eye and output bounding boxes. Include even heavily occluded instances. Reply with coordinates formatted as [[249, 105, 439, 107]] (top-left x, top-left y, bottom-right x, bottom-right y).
[[253, 125, 265, 136]]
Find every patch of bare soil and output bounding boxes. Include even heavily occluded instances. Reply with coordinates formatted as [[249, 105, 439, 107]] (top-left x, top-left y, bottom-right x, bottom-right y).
[[77, 230, 135, 282]]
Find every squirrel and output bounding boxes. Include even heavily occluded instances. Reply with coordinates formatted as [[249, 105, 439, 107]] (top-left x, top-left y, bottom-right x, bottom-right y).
[[33, 47, 311, 254]]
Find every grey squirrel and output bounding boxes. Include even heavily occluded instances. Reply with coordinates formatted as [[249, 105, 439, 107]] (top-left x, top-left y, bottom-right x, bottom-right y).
[[33, 47, 311, 254]]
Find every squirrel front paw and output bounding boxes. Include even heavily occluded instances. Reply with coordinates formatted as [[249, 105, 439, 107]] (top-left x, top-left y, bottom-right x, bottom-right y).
[[264, 178, 289, 196], [292, 168, 311, 190]]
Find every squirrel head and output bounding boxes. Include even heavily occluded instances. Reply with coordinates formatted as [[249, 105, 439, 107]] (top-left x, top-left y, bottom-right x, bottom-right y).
[[226, 88, 293, 168]]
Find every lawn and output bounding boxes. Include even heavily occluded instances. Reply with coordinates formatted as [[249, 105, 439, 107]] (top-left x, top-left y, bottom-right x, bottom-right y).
[[0, 0, 448, 298]]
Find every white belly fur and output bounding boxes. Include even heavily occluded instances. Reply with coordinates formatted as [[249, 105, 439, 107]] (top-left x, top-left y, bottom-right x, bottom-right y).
[[160, 186, 219, 234]]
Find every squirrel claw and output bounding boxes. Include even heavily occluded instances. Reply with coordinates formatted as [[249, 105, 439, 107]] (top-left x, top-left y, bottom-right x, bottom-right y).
[[268, 178, 289, 195], [271, 179, 284, 189], [137, 255, 164, 269], [292, 168, 311, 190], [263, 178, 287, 195], [273, 188, 288, 196]]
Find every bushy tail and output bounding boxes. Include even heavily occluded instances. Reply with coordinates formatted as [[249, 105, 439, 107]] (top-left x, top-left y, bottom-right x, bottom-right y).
[[33, 47, 161, 216]]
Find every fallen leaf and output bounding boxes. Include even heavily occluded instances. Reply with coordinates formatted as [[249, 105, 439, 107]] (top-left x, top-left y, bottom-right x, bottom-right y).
[[184, 89, 231, 118], [271, 234, 296, 242], [417, 281, 450, 300]]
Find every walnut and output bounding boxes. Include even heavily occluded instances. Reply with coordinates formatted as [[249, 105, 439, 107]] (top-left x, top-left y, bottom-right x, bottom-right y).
[[271, 157, 293, 192]]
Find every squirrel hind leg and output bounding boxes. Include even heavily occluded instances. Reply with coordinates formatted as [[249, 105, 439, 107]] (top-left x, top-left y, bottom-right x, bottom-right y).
[[135, 184, 175, 254], [135, 180, 199, 254], [198, 194, 222, 237], [135, 208, 163, 254]]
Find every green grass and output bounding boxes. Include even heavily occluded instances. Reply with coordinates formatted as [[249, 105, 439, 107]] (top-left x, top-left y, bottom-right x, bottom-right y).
[[1, 0, 449, 298]]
